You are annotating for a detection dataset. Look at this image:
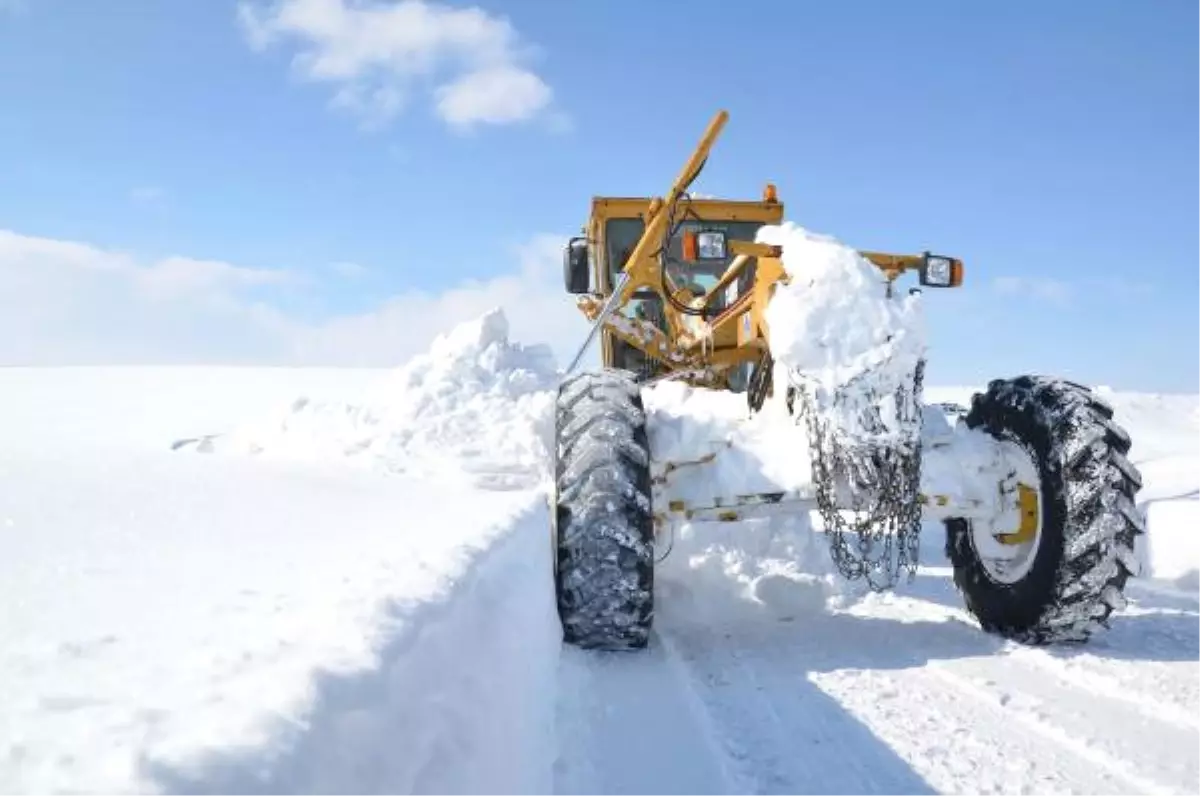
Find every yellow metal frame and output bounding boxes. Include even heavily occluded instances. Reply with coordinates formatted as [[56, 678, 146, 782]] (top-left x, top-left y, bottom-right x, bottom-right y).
[[574, 109, 963, 394]]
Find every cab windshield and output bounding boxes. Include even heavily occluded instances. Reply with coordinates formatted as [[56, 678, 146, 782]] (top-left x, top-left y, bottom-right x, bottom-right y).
[[604, 218, 766, 300]]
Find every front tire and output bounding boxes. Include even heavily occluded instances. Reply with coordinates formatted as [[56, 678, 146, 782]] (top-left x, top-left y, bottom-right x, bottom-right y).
[[553, 369, 655, 649], [946, 376, 1144, 644]]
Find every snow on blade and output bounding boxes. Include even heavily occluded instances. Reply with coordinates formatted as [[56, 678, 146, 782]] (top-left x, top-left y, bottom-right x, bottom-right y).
[[644, 380, 813, 502], [643, 381, 845, 620], [181, 308, 560, 491]]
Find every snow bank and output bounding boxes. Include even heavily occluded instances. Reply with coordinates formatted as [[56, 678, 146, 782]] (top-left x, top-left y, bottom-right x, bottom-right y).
[[1135, 499, 1200, 592], [1091, 388, 1199, 466], [147, 495, 560, 795], [0, 356, 564, 794], [183, 309, 560, 490]]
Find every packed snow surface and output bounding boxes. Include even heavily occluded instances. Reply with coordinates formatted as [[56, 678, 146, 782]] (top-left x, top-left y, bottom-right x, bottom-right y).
[[2, 306, 1196, 795]]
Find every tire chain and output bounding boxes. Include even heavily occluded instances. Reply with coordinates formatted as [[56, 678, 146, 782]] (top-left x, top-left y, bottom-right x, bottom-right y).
[[789, 358, 926, 591]]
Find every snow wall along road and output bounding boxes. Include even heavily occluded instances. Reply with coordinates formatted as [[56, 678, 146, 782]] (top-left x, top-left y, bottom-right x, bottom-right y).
[[160, 310, 566, 794]]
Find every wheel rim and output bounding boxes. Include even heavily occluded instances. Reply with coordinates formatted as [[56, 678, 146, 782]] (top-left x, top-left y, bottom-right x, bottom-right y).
[[973, 439, 1043, 585]]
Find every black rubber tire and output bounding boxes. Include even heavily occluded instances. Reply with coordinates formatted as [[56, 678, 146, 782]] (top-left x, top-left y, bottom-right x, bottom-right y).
[[945, 376, 1145, 644], [553, 369, 655, 649]]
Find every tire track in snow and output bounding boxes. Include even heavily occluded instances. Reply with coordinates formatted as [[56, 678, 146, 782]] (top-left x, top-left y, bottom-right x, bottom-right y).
[[890, 571, 1198, 733], [556, 595, 1195, 795], [659, 620, 938, 795], [809, 661, 1142, 795], [924, 665, 1184, 795], [1128, 580, 1200, 607], [883, 576, 1200, 792], [553, 637, 738, 795], [554, 545, 1195, 794], [1003, 644, 1200, 733], [738, 591, 1166, 795]]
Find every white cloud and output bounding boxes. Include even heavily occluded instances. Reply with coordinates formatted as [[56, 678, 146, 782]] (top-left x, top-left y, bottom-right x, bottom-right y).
[[0, 230, 298, 364], [288, 234, 589, 367], [135, 255, 295, 301], [237, 0, 557, 131], [992, 275, 1072, 305], [435, 64, 551, 131], [328, 260, 369, 278], [0, 228, 590, 370], [991, 274, 1159, 306]]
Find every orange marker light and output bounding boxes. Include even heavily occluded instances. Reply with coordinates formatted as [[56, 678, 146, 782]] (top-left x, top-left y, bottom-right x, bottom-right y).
[[950, 260, 965, 287], [763, 183, 778, 203], [682, 230, 698, 261]]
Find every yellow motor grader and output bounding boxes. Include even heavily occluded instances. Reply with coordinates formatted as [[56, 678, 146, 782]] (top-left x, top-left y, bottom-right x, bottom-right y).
[[551, 110, 1144, 651]]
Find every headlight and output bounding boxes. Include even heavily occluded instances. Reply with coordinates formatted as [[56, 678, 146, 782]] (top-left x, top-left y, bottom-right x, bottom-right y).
[[924, 256, 952, 286], [919, 253, 962, 288], [696, 230, 727, 260]]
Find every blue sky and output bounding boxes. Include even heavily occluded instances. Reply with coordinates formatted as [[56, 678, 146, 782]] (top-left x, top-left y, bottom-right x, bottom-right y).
[[0, 0, 1195, 391]]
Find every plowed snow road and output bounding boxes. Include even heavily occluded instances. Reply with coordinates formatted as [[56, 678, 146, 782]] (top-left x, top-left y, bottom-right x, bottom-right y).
[[553, 561, 1199, 795]]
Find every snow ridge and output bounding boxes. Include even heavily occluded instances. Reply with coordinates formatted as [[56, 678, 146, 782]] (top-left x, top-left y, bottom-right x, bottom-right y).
[[180, 308, 561, 490]]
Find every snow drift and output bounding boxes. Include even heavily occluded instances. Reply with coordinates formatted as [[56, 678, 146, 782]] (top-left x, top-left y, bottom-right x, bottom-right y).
[[180, 309, 560, 491]]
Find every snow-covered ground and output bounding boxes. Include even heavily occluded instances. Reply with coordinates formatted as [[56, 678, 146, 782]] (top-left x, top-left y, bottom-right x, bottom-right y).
[[0, 314, 562, 793], [1, 305, 1196, 794]]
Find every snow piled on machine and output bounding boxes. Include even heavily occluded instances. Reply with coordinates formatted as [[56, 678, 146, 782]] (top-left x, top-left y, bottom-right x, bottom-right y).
[[758, 221, 927, 457], [758, 221, 926, 393], [183, 308, 559, 490]]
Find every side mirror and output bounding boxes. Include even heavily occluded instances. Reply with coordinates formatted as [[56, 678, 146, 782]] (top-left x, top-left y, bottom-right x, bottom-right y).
[[918, 252, 964, 288], [563, 237, 590, 294]]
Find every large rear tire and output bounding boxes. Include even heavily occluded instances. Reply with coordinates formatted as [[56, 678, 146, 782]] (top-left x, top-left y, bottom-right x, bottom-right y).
[[945, 376, 1144, 644], [553, 369, 655, 649]]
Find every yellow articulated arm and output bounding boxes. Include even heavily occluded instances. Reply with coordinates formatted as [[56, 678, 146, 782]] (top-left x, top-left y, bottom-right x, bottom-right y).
[[608, 111, 730, 316], [563, 111, 732, 373]]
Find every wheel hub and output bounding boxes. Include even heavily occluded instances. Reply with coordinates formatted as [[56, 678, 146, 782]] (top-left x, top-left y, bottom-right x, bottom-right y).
[[974, 439, 1043, 585]]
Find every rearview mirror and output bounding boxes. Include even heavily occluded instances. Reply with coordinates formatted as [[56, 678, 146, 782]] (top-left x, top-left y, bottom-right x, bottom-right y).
[[563, 237, 590, 294]]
